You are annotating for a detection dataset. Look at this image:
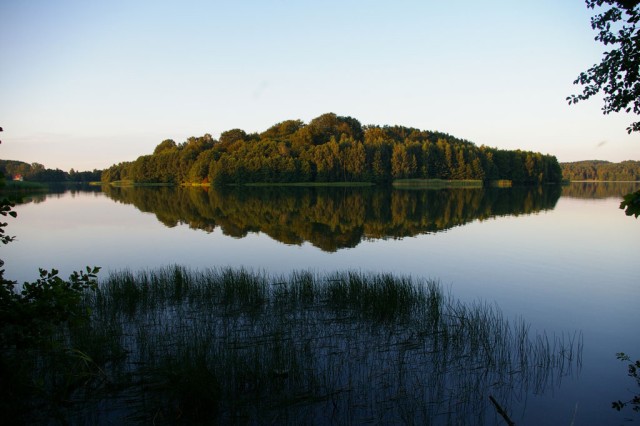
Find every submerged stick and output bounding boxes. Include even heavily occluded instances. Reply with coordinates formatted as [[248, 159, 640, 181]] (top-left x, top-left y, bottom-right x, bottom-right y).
[[489, 395, 515, 426]]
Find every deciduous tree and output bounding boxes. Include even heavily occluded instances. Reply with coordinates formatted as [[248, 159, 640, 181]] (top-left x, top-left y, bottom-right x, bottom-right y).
[[568, 0, 640, 133]]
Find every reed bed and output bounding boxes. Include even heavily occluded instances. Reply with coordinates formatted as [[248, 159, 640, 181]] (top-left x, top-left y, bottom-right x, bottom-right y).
[[19, 266, 581, 425]]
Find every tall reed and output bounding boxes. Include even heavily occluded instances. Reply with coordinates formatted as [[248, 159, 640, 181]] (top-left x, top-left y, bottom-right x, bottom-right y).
[[18, 266, 581, 425]]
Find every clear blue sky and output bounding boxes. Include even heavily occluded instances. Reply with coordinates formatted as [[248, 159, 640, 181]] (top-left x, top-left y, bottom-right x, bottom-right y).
[[1, 0, 638, 171]]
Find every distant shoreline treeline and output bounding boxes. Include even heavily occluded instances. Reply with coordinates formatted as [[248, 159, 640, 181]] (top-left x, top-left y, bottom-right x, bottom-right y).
[[101, 113, 563, 185], [0, 160, 101, 183], [561, 160, 640, 182]]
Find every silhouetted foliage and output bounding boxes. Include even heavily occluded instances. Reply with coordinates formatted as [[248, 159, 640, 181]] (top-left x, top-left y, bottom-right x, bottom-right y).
[[568, 0, 640, 133], [620, 189, 640, 216], [0, 129, 101, 422], [0, 267, 100, 349], [612, 352, 640, 413]]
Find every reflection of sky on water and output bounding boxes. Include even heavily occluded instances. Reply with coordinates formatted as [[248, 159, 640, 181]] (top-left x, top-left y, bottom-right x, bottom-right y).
[[2, 185, 639, 425]]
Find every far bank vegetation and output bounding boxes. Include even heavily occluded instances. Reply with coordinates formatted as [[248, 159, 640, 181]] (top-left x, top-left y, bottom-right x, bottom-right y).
[[561, 160, 640, 182]]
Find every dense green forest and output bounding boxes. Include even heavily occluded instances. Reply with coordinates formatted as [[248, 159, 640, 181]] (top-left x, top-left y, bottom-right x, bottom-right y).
[[561, 160, 640, 181], [101, 113, 562, 185], [0, 160, 102, 183]]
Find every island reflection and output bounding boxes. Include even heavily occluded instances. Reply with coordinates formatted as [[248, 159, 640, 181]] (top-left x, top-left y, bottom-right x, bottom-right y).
[[103, 185, 561, 252]]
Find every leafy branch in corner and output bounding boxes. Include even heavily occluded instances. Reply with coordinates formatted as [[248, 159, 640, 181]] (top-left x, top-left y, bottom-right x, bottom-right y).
[[620, 189, 640, 217], [0, 197, 17, 246], [1, 267, 101, 349], [568, 0, 640, 133], [0, 200, 99, 348], [612, 352, 640, 413], [0, 126, 103, 422]]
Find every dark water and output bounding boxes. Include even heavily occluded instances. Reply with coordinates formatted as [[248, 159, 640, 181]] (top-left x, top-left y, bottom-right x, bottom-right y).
[[2, 182, 639, 425]]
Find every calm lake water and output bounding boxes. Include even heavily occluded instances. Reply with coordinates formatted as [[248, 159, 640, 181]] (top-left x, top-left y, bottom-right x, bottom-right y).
[[3, 182, 639, 425]]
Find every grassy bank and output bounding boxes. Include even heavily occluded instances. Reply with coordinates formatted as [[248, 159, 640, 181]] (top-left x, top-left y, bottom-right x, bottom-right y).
[[3, 267, 582, 425], [242, 181, 376, 187], [0, 180, 48, 191], [107, 180, 174, 187], [119, 180, 488, 188], [109, 179, 530, 189], [122, 181, 377, 188], [393, 179, 483, 188]]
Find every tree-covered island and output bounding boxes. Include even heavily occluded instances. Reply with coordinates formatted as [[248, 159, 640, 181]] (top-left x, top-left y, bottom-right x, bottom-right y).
[[101, 113, 563, 186]]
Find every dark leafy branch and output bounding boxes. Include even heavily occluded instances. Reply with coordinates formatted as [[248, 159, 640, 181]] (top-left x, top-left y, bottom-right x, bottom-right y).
[[0, 266, 100, 349], [1, 126, 101, 421], [612, 352, 640, 412], [568, 0, 640, 133], [619, 189, 640, 216]]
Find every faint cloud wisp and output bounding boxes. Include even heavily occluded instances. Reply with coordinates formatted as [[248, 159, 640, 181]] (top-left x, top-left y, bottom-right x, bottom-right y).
[[252, 81, 269, 100]]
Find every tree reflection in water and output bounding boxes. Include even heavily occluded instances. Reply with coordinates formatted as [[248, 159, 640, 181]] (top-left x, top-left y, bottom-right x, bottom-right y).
[[103, 185, 562, 252]]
